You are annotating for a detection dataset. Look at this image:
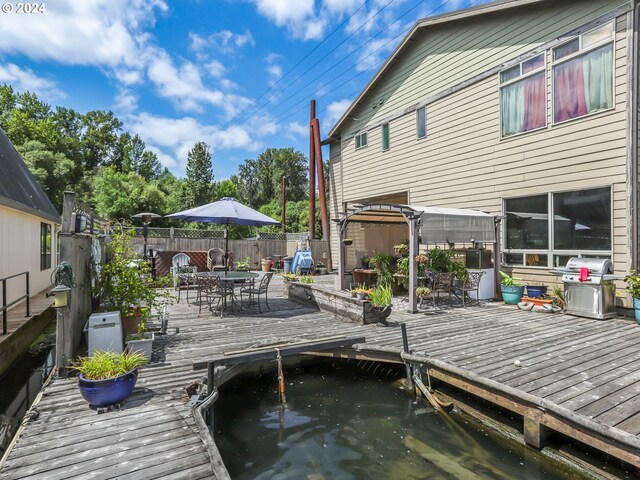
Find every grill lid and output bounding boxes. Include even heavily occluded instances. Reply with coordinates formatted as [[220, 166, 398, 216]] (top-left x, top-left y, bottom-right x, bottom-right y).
[[564, 257, 613, 275]]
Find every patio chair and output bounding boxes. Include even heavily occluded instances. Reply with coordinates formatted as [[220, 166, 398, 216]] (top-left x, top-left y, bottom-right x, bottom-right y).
[[459, 271, 484, 307], [171, 253, 194, 288], [198, 275, 233, 317], [240, 272, 273, 313], [431, 272, 455, 306], [207, 248, 226, 271]]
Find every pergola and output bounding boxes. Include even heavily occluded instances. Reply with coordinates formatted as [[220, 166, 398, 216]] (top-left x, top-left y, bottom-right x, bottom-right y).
[[335, 203, 501, 313]]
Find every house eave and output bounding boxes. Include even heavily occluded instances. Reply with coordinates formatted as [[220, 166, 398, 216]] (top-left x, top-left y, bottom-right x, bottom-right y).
[[0, 195, 61, 224]]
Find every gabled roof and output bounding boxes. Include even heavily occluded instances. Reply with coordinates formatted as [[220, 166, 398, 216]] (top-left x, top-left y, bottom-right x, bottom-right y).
[[0, 127, 60, 223], [327, 0, 547, 139]]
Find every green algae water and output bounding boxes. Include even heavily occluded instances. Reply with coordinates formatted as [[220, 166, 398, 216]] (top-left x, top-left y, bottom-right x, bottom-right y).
[[214, 363, 577, 479]]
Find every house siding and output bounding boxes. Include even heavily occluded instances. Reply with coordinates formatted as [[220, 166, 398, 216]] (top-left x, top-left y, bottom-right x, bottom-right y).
[[330, 8, 632, 296], [0, 206, 56, 309], [338, 0, 630, 137]]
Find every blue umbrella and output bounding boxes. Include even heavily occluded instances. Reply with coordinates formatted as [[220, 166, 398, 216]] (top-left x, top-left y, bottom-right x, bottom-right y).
[[166, 197, 281, 270]]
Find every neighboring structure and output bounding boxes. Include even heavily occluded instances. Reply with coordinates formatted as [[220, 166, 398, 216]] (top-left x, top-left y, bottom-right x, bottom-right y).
[[326, 0, 639, 300], [0, 126, 60, 306]]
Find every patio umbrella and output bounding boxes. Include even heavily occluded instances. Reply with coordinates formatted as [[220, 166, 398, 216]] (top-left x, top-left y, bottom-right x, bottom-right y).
[[166, 197, 281, 271]]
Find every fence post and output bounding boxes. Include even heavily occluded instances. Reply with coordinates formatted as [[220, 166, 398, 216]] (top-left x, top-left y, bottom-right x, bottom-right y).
[[170, 227, 175, 239], [2, 280, 6, 335], [25, 271, 30, 317]]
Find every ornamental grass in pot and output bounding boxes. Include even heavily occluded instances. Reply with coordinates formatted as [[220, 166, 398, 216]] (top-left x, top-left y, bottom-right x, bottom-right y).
[[72, 350, 148, 407], [624, 270, 640, 323], [499, 271, 525, 305]]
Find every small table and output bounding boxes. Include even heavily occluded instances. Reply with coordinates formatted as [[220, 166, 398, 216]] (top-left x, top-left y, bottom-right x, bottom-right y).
[[195, 271, 259, 313]]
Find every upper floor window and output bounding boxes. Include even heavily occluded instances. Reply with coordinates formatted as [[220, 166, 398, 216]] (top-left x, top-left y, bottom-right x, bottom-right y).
[[40, 222, 51, 270], [355, 131, 367, 149], [416, 107, 426, 139], [500, 53, 546, 137], [382, 123, 390, 151], [552, 22, 614, 124]]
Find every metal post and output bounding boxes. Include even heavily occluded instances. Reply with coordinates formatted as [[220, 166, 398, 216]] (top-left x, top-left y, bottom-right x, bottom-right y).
[[309, 100, 316, 240], [401, 323, 413, 390], [2, 280, 6, 335], [25, 271, 30, 317], [142, 223, 148, 260], [281, 175, 287, 234], [207, 361, 215, 432]]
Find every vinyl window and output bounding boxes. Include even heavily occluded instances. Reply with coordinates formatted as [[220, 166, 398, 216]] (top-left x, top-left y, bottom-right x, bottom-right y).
[[552, 22, 614, 124], [355, 131, 367, 149], [416, 107, 426, 139], [40, 223, 51, 270], [500, 53, 546, 137], [382, 123, 390, 151]]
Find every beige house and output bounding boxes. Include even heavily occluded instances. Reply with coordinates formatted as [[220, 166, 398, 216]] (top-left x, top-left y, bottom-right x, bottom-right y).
[[327, 0, 639, 300], [0, 127, 60, 317]]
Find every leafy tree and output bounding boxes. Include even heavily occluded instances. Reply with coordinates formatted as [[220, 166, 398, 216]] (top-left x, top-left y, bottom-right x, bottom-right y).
[[185, 141, 214, 207], [81, 110, 122, 171], [214, 179, 239, 200]]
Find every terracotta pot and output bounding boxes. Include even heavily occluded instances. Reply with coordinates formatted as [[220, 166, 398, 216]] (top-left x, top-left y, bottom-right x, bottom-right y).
[[261, 260, 272, 272], [121, 311, 143, 337]]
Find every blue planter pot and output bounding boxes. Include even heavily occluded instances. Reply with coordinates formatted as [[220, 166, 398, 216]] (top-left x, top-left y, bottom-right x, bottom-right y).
[[78, 368, 138, 407], [526, 285, 548, 298], [634, 298, 640, 324], [501, 285, 525, 305]]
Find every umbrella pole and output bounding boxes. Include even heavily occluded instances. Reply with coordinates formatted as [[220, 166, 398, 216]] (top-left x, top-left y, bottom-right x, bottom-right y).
[[225, 224, 229, 273]]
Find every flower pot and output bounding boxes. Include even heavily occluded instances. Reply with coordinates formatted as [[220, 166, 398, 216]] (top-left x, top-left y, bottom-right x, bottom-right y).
[[501, 285, 525, 305], [126, 332, 154, 361], [78, 368, 138, 407], [526, 285, 548, 298], [365, 305, 391, 324], [121, 309, 144, 337], [634, 298, 640, 324], [356, 293, 367, 301], [261, 260, 272, 272]]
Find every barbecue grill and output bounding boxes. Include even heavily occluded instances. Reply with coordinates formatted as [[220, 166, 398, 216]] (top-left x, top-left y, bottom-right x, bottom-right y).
[[556, 257, 621, 320]]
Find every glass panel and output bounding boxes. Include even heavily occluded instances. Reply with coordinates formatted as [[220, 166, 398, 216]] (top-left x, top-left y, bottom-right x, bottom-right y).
[[553, 187, 611, 250], [553, 44, 613, 123], [505, 194, 549, 249], [361, 132, 367, 146], [416, 108, 426, 138], [382, 124, 389, 150], [500, 65, 520, 83], [583, 23, 613, 48], [504, 253, 523, 265], [554, 255, 573, 268], [553, 39, 579, 61], [501, 72, 546, 136], [525, 253, 548, 266], [355, 135, 361, 149], [522, 54, 544, 74]]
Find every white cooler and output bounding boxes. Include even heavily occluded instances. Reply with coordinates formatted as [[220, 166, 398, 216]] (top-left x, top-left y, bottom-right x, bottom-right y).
[[85, 311, 123, 356], [468, 268, 496, 300]]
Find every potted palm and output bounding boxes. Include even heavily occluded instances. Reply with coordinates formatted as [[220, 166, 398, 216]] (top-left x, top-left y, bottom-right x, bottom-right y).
[[72, 350, 148, 407], [499, 271, 525, 305], [624, 271, 640, 323]]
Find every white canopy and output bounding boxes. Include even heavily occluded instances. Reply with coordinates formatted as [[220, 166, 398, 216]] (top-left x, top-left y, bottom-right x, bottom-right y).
[[411, 205, 496, 244]]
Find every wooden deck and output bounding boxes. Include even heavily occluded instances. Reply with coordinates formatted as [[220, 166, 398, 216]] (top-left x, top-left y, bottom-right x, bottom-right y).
[[2, 275, 640, 478], [1, 288, 51, 339]]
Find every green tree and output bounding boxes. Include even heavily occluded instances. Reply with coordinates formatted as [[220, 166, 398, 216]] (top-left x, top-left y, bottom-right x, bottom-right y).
[[81, 110, 122, 171], [185, 141, 214, 207], [214, 179, 239, 200]]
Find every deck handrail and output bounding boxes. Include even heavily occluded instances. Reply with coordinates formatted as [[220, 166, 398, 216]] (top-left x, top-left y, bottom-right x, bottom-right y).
[[1, 271, 30, 335]]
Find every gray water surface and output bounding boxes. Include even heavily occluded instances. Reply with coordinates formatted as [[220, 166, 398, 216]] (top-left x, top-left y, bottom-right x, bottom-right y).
[[215, 363, 577, 479]]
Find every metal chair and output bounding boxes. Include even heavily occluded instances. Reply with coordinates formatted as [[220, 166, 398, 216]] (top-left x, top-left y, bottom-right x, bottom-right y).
[[431, 272, 455, 306], [197, 275, 233, 317], [207, 248, 226, 271], [459, 271, 484, 307], [240, 272, 274, 313]]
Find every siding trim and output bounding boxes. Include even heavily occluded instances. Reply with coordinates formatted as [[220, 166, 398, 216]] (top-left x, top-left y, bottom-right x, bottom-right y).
[[632, 5, 640, 269], [336, 3, 634, 143]]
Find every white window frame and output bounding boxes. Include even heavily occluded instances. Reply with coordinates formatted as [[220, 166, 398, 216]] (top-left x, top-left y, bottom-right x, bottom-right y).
[[381, 123, 390, 151], [355, 131, 368, 150], [416, 107, 426, 139], [501, 186, 613, 268], [499, 52, 547, 139], [551, 22, 616, 126]]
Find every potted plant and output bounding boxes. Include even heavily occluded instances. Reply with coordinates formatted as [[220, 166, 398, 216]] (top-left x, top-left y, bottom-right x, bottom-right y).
[[125, 317, 154, 361], [300, 275, 314, 284], [342, 238, 353, 246], [281, 273, 299, 282], [415, 286, 431, 306], [235, 257, 251, 272], [367, 284, 393, 323], [526, 284, 548, 298], [315, 261, 328, 275], [393, 242, 409, 256], [261, 257, 273, 272], [360, 255, 370, 269], [624, 271, 640, 323], [354, 286, 372, 300], [499, 271, 525, 305], [72, 350, 148, 407]]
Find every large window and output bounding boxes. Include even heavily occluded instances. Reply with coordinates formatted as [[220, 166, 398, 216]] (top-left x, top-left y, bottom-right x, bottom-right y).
[[40, 222, 51, 270], [503, 187, 611, 267], [500, 53, 546, 137], [552, 22, 614, 124]]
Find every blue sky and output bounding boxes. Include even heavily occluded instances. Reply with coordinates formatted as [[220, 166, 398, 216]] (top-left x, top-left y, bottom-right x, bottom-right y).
[[0, 0, 481, 180]]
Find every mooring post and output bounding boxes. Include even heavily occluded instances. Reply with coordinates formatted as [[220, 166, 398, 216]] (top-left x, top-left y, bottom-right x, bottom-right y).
[[276, 348, 286, 404], [401, 323, 413, 390], [207, 361, 215, 433]]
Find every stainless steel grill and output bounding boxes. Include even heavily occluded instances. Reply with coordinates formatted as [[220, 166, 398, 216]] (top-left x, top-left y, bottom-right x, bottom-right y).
[[558, 257, 620, 319]]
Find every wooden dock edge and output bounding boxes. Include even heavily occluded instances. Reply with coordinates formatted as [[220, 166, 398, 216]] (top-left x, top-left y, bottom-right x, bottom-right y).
[[0, 306, 54, 377], [352, 344, 640, 470]]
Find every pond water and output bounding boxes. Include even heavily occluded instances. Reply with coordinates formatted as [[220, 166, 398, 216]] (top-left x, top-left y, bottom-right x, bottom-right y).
[[214, 362, 578, 479]]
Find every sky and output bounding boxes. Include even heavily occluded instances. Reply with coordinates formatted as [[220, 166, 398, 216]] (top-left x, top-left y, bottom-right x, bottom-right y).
[[0, 0, 483, 180]]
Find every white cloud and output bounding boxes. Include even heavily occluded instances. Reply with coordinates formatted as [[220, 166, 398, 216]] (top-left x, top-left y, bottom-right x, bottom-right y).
[[205, 60, 226, 78], [0, 63, 65, 101], [286, 121, 308, 139], [127, 113, 262, 175], [113, 88, 138, 113], [324, 98, 352, 130], [251, 0, 313, 25], [0, 1, 167, 68], [145, 50, 252, 116], [265, 54, 283, 86], [189, 30, 255, 55]]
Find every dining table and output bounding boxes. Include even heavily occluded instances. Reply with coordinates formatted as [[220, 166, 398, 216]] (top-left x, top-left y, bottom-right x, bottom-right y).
[[195, 271, 259, 313]]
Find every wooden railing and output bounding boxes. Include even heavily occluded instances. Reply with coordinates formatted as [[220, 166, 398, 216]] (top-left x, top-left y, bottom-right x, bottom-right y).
[[1, 271, 30, 335]]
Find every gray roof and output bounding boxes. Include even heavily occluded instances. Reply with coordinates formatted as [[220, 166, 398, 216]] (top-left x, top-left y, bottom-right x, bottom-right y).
[[0, 127, 60, 223], [327, 0, 547, 139]]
